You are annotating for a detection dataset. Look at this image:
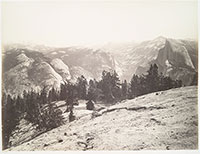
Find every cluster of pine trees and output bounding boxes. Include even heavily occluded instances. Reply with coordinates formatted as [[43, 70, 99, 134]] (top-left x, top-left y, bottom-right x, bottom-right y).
[[129, 64, 183, 98], [2, 94, 19, 149], [2, 87, 63, 149], [82, 64, 183, 102], [60, 64, 183, 104], [2, 63, 184, 149]]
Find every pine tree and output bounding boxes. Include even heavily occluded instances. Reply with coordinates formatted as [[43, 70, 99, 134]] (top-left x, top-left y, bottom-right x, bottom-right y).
[[129, 75, 139, 98], [25, 90, 40, 123], [121, 80, 128, 99], [76, 75, 88, 100], [145, 64, 160, 93], [111, 71, 121, 100], [48, 87, 58, 103], [65, 83, 76, 112], [39, 102, 64, 130], [69, 110, 75, 122], [98, 70, 121, 103], [15, 95, 24, 114], [60, 83, 68, 100], [162, 76, 173, 90], [177, 80, 182, 87], [191, 72, 198, 86], [99, 71, 114, 103], [40, 86, 48, 104], [87, 79, 98, 101]]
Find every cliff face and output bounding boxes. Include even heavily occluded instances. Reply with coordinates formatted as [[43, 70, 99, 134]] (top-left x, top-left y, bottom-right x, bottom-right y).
[[155, 39, 197, 85], [122, 37, 197, 85]]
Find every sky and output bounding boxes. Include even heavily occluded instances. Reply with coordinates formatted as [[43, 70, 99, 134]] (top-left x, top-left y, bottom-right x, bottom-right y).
[[1, 0, 198, 47]]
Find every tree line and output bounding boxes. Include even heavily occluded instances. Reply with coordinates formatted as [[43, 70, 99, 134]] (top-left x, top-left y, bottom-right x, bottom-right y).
[[2, 63, 187, 149], [74, 64, 183, 102]]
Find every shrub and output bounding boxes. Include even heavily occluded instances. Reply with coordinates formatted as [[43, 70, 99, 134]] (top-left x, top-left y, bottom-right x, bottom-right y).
[[69, 110, 75, 122], [86, 100, 94, 110]]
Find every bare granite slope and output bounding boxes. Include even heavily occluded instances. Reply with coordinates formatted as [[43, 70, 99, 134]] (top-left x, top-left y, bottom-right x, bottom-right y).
[[8, 86, 198, 151]]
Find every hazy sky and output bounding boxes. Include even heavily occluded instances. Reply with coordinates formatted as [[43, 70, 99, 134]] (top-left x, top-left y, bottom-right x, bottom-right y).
[[2, 0, 198, 46]]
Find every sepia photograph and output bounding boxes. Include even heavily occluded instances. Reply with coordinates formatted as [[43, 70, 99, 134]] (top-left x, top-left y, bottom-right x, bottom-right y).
[[1, 0, 198, 151]]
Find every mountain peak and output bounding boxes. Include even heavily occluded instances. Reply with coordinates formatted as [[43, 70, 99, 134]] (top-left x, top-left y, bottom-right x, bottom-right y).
[[153, 36, 167, 42]]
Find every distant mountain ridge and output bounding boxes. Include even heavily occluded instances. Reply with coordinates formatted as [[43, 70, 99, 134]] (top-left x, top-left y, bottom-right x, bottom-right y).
[[2, 37, 198, 96], [2, 47, 116, 96]]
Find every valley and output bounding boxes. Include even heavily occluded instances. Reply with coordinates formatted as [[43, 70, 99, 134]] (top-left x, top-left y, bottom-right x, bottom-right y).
[[2, 37, 198, 96]]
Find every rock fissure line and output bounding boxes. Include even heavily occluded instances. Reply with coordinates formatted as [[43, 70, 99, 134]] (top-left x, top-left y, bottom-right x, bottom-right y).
[[100, 105, 166, 115]]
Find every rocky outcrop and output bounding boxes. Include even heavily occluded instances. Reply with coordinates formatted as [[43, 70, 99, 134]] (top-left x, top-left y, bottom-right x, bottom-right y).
[[2, 50, 64, 96], [28, 61, 64, 90], [3, 53, 37, 96], [50, 58, 71, 81]]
